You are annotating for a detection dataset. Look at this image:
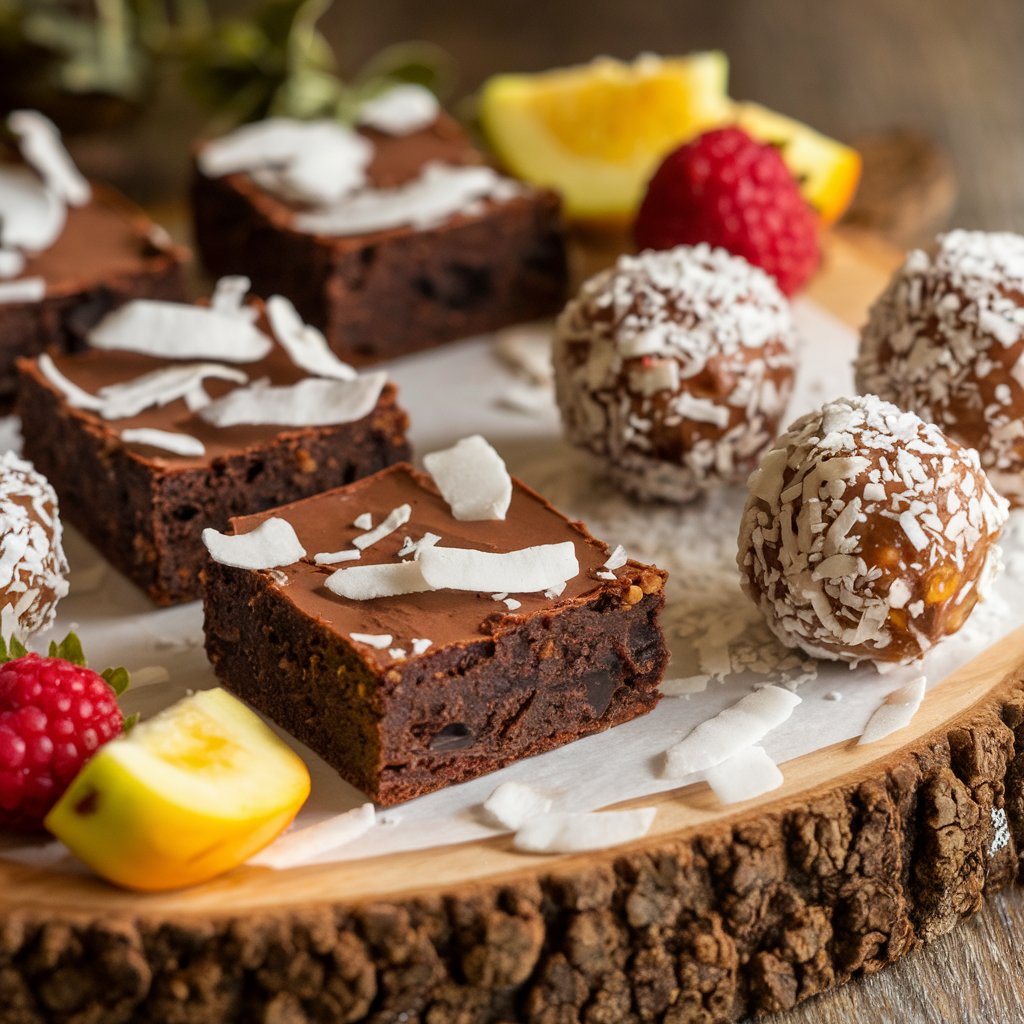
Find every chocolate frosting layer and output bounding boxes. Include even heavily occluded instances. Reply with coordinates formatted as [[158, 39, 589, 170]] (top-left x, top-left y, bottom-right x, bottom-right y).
[[18, 182, 184, 296], [19, 302, 400, 469], [200, 114, 530, 246], [230, 463, 618, 654]]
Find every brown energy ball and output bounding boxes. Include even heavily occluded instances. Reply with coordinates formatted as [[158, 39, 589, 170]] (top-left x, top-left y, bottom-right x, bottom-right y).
[[553, 244, 798, 503], [856, 229, 1024, 505], [0, 452, 69, 640], [737, 395, 1008, 665]]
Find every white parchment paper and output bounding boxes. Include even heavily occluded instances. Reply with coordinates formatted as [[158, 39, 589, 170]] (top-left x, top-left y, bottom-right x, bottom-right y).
[[3, 299, 1022, 871]]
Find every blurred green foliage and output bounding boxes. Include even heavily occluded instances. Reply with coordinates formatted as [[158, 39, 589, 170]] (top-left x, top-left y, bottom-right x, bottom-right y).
[[0, 0, 452, 127]]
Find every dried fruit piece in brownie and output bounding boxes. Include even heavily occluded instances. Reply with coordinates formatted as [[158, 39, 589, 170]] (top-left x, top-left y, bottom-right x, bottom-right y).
[[202, 441, 669, 805], [16, 281, 410, 605], [738, 395, 1008, 665], [0, 110, 187, 403]]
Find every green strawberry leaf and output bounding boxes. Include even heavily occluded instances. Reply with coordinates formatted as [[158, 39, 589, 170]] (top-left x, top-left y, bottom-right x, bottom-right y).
[[48, 631, 86, 666], [101, 666, 131, 698]]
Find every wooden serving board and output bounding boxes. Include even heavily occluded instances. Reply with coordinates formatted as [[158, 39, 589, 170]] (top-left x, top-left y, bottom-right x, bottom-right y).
[[2, 232, 1022, 1024]]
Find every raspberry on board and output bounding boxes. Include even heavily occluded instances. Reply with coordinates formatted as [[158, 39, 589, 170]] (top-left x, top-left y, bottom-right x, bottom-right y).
[[0, 653, 123, 830], [634, 126, 821, 295]]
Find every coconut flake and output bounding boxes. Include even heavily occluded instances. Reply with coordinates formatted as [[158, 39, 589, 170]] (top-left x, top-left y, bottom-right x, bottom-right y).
[[602, 544, 628, 571], [661, 675, 711, 696], [423, 435, 512, 521], [209, 275, 254, 319], [418, 541, 578, 594], [294, 163, 513, 236], [353, 512, 373, 530], [88, 301, 272, 363], [199, 372, 386, 427], [324, 560, 431, 600], [353, 503, 411, 550], [120, 428, 206, 457], [250, 803, 375, 869], [36, 353, 104, 410], [514, 808, 656, 854], [313, 549, 361, 565], [0, 277, 45, 305], [198, 118, 372, 205], [0, 248, 25, 279], [484, 781, 553, 830], [493, 322, 554, 384], [663, 686, 801, 778], [129, 665, 171, 689], [266, 294, 357, 380], [503, 597, 522, 610], [8, 110, 90, 206], [705, 746, 784, 804], [0, 166, 66, 251], [858, 676, 927, 745], [411, 637, 432, 655], [350, 632, 392, 649], [98, 363, 249, 419], [202, 517, 305, 570], [358, 83, 440, 135]]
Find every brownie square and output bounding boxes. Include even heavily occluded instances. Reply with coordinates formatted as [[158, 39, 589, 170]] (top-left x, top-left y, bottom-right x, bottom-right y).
[[202, 463, 669, 805], [0, 182, 187, 404], [16, 324, 411, 606], [191, 116, 568, 365]]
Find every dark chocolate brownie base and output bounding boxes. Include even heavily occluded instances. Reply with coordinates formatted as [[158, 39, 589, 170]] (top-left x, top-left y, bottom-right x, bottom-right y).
[[203, 560, 667, 805], [0, 182, 188, 406], [0, 261, 185, 406], [192, 171, 568, 365], [16, 372, 411, 605]]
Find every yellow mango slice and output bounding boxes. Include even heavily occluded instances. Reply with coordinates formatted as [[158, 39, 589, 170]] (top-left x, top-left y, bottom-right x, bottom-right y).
[[479, 53, 732, 221], [45, 688, 310, 891]]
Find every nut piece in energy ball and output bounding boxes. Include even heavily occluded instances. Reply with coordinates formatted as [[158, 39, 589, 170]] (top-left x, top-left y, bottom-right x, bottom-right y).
[[856, 230, 1024, 506], [553, 244, 798, 502], [737, 395, 1008, 665], [0, 452, 69, 639]]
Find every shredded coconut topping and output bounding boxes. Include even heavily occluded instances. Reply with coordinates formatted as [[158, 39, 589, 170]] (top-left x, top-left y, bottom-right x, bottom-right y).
[[857, 230, 1024, 505], [0, 452, 70, 639], [737, 394, 1009, 665], [553, 244, 798, 502]]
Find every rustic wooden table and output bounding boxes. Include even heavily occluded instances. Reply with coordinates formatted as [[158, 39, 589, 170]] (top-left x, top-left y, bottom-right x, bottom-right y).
[[319, 2, 1024, 1020]]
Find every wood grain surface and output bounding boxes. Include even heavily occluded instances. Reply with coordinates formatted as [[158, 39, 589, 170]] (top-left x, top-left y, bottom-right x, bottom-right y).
[[314, 8, 1024, 1018], [1, 234, 1022, 1022]]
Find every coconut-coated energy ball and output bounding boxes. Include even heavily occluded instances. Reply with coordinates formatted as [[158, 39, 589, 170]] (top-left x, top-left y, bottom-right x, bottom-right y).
[[737, 395, 1008, 665], [553, 244, 798, 503], [0, 452, 69, 640], [856, 229, 1024, 505]]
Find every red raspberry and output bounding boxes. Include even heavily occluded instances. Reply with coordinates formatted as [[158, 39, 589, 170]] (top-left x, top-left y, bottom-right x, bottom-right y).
[[0, 654, 123, 830], [634, 127, 820, 295]]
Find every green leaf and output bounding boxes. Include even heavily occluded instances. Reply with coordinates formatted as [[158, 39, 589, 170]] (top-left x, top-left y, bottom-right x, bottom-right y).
[[353, 40, 455, 100], [101, 666, 131, 698], [8, 636, 27, 659], [123, 711, 140, 733], [48, 632, 87, 667]]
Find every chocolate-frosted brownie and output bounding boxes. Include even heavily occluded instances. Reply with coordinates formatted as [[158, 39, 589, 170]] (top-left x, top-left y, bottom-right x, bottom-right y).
[[16, 296, 411, 605], [191, 110, 567, 364], [0, 182, 187, 403], [202, 463, 668, 805]]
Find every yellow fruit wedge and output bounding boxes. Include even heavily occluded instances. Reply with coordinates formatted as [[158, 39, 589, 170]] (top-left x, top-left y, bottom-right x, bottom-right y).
[[44, 688, 310, 891], [480, 52, 733, 222], [733, 102, 862, 225]]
